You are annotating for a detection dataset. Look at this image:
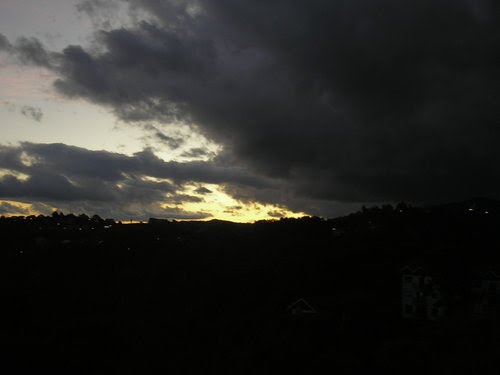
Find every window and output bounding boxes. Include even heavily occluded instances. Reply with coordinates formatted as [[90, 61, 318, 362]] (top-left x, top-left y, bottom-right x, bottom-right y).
[[489, 282, 497, 292], [404, 276, 413, 283]]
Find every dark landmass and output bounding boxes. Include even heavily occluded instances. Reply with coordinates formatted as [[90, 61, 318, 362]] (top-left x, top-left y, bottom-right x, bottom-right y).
[[1, 199, 500, 374]]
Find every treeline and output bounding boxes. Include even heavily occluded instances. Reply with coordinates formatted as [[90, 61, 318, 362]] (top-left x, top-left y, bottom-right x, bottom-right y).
[[0, 210, 117, 228]]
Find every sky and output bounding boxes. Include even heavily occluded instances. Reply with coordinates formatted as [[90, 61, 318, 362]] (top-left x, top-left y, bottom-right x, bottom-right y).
[[0, 0, 498, 221]]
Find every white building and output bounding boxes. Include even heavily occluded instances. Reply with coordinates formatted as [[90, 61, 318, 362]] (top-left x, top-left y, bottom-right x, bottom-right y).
[[472, 270, 500, 318], [401, 266, 445, 320]]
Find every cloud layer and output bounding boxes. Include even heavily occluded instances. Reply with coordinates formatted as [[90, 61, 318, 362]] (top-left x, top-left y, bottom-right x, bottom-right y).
[[1, 0, 499, 217], [20, 105, 43, 122], [0, 142, 285, 219]]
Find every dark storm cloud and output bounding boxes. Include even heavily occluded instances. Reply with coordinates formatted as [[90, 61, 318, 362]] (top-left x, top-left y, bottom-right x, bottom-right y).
[[167, 194, 203, 204], [0, 143, 273, 196], [20, 106, 43, 122], [52, 22, 217, 119], [0, 142, 277, 218], [0, 33, 12, 51], [0, 171, 104, 202], [5, 0, 500, 216]]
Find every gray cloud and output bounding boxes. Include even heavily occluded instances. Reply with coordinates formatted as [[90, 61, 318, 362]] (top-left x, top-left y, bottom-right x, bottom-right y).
[[0, 142, 287, 219], [181, 147, 211, 159], [0, 102, 44, 122], [267, 210, 286, 219], [154, 132, 183, 149], [0, 33, 12, 51], [12, 37, 56, 68], [0, 201, 30, 215], [4, 0, 500, 216], [141, 124, 185, 149], [223, 205, 242, 215], [76, 0, 120, 17], [20, 106, 43, 122], [194, 186, 212, 195], [0, 142, 274, 196]]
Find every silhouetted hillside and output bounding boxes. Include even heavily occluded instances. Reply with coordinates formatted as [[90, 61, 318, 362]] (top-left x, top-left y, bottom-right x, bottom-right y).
[[1, 200, 500, 374]]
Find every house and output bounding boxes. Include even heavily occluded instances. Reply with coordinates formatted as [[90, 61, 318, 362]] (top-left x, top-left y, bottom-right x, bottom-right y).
[[401, 266, 445, 321], [283, 293, 377, 326], [286, 298, 318, 316], [471, 270, 500, 319]]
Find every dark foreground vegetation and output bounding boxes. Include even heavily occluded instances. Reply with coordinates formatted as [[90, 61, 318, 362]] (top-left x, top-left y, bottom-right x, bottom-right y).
[[1, 198, 500, 374]]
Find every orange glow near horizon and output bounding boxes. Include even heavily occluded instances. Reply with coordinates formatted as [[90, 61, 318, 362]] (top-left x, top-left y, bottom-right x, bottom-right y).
[[177, 184, 309, 223], [0, 200, 54, 217], [0, 186, 309, 223]]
